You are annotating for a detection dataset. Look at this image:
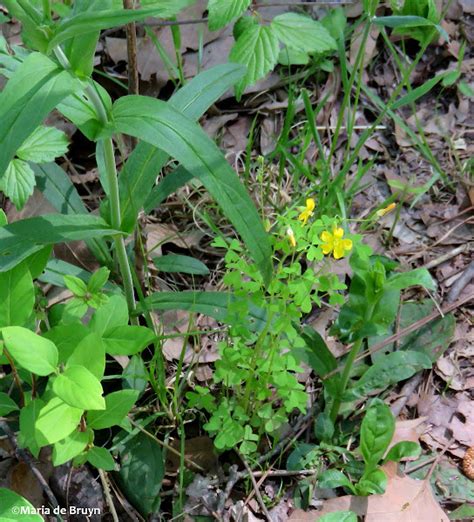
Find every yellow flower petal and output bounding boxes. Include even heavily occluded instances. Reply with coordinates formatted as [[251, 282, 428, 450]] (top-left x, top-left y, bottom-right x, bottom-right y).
[[306, 198, 315, 212], [287, 227, 296, 247], [321, 243, 333, 255], [333, 227, 344, 239], [298, 210, 310, 224], [320, 231, 332, 243], [333, 242, 345, 259], [376, 202, 396, 217], [342, 238, 353, 251]]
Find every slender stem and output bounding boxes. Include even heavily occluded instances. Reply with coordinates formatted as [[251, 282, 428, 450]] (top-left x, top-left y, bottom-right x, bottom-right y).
[[3, 350, 25, 407], [330, 302, 375, 422], [42, 0, 52, 21]]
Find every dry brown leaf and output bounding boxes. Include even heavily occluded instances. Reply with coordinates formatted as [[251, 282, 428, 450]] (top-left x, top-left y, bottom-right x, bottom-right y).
[[389, 418, 427, 450], [289, 463, 449, 521]]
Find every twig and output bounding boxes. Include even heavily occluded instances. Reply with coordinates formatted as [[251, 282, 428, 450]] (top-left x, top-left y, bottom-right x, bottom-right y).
[[325, 293, 474, 378], [0, 420, 61, 515], [2, 351, 24, 407], [128, 418, 205, 472], [99, 469, 119, 522], [405, 456, 436, 474], [238, 451, 272, 522], [425, 437, 454, 482], [447, 261, 474, 303], [422, 243, 471, 270], [252, 469, 317, 478]]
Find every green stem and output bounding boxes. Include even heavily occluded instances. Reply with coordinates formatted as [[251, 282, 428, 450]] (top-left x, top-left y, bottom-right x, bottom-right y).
[[330, 302, 375, 423], [53, 46, 137, 317], [42, 0, 52, 21]]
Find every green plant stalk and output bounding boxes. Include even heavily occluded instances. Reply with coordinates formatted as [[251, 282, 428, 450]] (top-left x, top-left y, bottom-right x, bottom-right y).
[[42, 0, 52, 21], [54, 46, 137, 317], [330, 302, 376, 422]]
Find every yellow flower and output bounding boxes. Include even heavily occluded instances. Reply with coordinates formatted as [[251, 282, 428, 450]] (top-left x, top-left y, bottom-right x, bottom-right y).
[[320, 226, 353, 259], [298, 198, 315, 225], [376, 202, 396, 218], [286, 227, 296, 248]]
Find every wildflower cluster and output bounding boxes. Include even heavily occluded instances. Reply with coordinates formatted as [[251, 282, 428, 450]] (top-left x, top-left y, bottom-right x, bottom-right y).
[[187, 196, 361, 454]]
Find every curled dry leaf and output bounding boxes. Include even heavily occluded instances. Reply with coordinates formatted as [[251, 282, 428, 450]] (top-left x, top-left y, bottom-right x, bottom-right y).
[[289, 463, 449, 521]]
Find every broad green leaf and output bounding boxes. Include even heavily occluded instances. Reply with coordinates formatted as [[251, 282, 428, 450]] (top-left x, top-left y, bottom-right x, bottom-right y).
[[208, 0, 251, 31], [122, 355, 148, 394], [356, 468, 387, 495], [0, 53, 82, 177], [1, 160, 35, 211], [347, 351, 432, 398], [88, 389, 139, 429], [0, 392, 18, 416], [36, 397, 83, 445], [386, 268, 436, 291], [90, 294, 129, 335], [0, 488, 43, 522], [52, 429, 90, 466], [121, 63, 246, 227], [48, 2, 195, 48], [153, 254, 209, 275], [141, 291, 267, 332], [53, 365, 105, 410], [66, 332, 106, 379], [314, 412, 335, 443], [144, 166, 193, 213], [43, 323, 90, 363], [318, 469, 355, 491], [17, 126, 69, 163], [18, 398, 44, 457], [64, 275, 88, 296], [102, 325, 155, 356], [230, 24, 279, 99], [108, 96, 272, 284], [116, 432, 164, 515], [384, 441, 421, 463], [319, 512, 357, 522], [0, 214, 119, 272], [298, 326, 337, 377], [0, 262, 35, 328], [271, 13, 337, 53], [2, 327, 58, 376], [23, 246, 53, 280], [87, 446, 115, 470], [64, 0, 113, 77], [360, 401, 394, 469], [278, 47, 310, 66]]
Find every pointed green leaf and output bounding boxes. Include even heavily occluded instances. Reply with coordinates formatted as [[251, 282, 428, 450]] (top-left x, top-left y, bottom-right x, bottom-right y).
[[153, 254, 209, 275], [229, 24, 279, 99], [88, 389, 139, 429], [102, 325, 155, 356], [271, 13, 337, 53], [53, 365, 105, 410], [0, 159, 35, 210], [0, 392, 18, 416], [17, 126, 69, 163], [90, 294, 129, 335], [53, 429, 90, 466], [0, 262, 35, 328], [36, 397, 83, 445], [108, 96, 272, 284], [18, 398, 44, 458], [2, 327, 58, 376], [86, 446, 115, 470], [208, 0, 251, 31], [66, 332, 106, 380], [0, 488, 44, 522]]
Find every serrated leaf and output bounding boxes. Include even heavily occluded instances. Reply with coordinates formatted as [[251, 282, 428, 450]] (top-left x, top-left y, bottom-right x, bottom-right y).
[[0, 159, 35, 210], [17, 126, 69, 163], [229, 24, 279, 99], [208, 0, 251, 31], [271, 12, 337, 54]]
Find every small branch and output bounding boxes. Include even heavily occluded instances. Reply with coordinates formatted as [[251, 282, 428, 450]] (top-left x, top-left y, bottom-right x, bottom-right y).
[[0, 420, 60, 514], [447, 261, 474, 303], [99, 469, 119, 522], [237, 451, 272, 522], [3, 350, 24, 407]]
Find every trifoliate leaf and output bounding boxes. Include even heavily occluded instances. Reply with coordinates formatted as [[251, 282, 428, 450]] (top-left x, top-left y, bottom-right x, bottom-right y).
[[208, 0, 251, 31], [229, 24, 279, 99], [0, 159, 35, 210], [17, 125, 69, 163], [271, 12, 337, 53]]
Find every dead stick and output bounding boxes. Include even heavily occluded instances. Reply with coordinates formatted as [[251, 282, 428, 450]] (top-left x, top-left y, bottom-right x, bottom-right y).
[[238, 451, 272, 521], [447, 261, 474, 303], [0, 420, 60, 513]]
